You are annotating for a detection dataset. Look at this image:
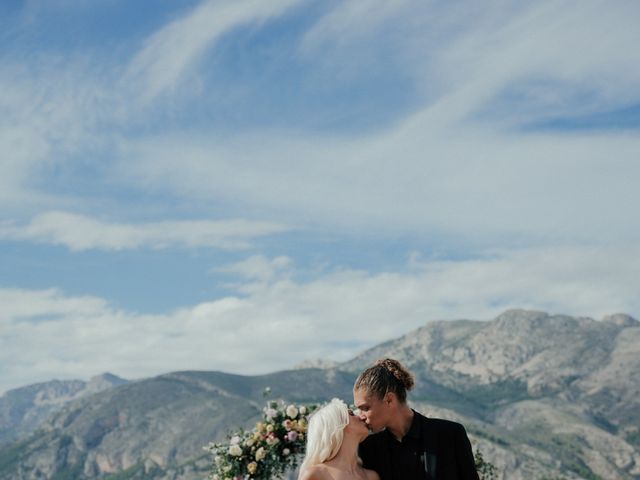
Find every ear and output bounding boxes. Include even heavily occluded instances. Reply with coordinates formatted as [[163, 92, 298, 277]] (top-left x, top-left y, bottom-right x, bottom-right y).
[[384, 391, 395, 406]]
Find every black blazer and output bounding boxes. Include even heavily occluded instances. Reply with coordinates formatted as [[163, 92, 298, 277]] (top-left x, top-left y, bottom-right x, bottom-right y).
[[359, 412, 479, 480]]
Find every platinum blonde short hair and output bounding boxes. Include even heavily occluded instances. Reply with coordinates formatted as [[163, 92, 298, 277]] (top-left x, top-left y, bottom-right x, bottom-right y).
[[300, 398, 349, 471]]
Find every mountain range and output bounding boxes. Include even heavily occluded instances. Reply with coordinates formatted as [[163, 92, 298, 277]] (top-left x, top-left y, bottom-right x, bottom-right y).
[[1, 309, 638, 479]]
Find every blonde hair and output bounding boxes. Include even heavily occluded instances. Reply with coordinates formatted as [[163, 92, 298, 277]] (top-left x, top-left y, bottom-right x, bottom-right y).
[[299, 398, 349, 472]]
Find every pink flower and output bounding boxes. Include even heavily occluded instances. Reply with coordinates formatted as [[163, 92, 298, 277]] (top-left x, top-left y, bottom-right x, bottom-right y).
[[287, 430, 298, 442]]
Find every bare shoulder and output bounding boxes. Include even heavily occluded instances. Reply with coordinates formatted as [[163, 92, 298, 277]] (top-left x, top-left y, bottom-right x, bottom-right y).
[[299, 464, 329, 480], [364, 468, 380, 480]]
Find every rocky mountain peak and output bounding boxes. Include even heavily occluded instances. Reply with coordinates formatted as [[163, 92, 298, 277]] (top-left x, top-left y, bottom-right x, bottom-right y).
[[602, 313, 639, 327], [493, 309, 549, 327], [294, 359, 339, 369], [86, 373, 128, 393]]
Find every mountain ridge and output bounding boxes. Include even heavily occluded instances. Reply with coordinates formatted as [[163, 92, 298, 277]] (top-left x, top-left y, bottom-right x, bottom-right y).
[[1, 309, 639, 479]]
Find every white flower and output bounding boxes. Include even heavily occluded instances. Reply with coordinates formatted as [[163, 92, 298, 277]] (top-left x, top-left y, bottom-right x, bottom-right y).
[[244, 438, 255, 447], [299, 406, 307, 415], [283, 448, 291, 456], [264, 408, 278, 419], [228, 444, 242, 456], [286, 405, 298, 418], [230, 435, 241, 445], [255, 447, 266, 461]]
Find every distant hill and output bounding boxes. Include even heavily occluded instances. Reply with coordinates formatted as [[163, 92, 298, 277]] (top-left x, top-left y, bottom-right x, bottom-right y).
[[1, 310, 639, 480], [0, 373, 127, 446]]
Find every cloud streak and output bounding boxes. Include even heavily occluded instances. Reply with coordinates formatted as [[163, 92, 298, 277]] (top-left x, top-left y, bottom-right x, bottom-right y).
[[109, 0, 640, 246], [2, 245, 638, 393], [0, 211, 289, 251], [1, 0, 639, 395], [125, 0, 301, 101]]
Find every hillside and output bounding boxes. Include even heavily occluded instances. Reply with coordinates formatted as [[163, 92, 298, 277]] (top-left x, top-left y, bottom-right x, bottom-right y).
[[1, 309, 638, 479], [0, 373, 127, 446]]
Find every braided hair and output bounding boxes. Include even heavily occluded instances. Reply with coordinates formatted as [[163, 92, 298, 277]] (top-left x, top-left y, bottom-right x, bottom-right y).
[[354, 358, 415, 403]]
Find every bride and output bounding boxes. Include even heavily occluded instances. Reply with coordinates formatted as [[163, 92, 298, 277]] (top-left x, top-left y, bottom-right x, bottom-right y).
[[298, 398, 379, 480]]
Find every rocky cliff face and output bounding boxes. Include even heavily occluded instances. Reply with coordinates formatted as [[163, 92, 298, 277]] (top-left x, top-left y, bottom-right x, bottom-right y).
[[1, 310, 638, 480], [0, 373, 127, 446], [0, 369, 356, 480], [342, 309, 640, 479]]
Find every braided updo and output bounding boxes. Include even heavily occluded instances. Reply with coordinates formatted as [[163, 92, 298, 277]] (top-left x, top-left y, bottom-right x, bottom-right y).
[[354, 358, 415, 403]]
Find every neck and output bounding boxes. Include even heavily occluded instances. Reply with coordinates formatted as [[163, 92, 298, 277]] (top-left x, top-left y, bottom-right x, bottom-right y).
[[328, 434, 361, 471], [386, 404, 414, 441]]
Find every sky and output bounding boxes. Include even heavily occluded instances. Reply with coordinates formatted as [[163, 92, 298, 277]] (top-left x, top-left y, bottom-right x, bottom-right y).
[[1, 0, 639, 394]]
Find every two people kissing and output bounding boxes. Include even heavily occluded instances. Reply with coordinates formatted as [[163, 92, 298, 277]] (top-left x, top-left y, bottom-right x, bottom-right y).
[[299, 358, 479, 480]]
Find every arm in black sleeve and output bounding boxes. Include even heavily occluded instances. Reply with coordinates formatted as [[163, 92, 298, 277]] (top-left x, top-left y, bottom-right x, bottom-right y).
[[454, 423, 480, 480]]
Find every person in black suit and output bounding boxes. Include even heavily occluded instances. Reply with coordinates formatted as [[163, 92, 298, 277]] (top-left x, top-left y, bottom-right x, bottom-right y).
[[353, 359, 479, 480]]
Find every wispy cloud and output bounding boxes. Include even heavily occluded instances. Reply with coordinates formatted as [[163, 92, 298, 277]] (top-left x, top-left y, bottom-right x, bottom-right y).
[[117, 119, 640, 246], [0, 211, 289, 251], [215, 254, 293, 281], [108, 1, 640, 246], [2, 245, 638, 393], [124, 0, 301, 101], [1, 0, 639, 394]]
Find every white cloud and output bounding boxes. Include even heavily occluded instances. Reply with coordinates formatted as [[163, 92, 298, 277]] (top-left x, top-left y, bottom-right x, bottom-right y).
[[2, 245, 638, 393], [0, 211, 289, 251], [117, 117, 640, 247], [107, 1, 640, 247], [215, 254, 293, 281], [2, 0, 638, 246], [124, 0, 301, 101], [301, 0, 410, 52], [0, 288, 108, 320], [2, 0, 640, 395]]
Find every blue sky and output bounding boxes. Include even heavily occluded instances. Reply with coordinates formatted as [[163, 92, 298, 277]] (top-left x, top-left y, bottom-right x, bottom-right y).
[[1, 0, 639, 394]]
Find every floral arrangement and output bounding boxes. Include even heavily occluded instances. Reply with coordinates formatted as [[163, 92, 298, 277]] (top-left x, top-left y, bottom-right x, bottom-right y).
[[206, 395, 498, 480], [206, 397, 316, 480]]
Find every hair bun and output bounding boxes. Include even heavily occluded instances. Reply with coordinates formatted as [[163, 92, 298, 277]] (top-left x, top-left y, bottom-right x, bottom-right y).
[[375, 358, 415, 391]]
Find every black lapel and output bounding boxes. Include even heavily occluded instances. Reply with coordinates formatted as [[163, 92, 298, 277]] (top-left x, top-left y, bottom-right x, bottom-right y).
[[419, 414, 439, 479]]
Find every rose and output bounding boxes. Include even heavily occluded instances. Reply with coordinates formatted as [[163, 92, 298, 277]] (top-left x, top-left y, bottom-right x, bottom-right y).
[[299, 406, 307, 415], [230, 436, 241, 445], [282, 419, 293, 431], [266, 433, 280, 446], [247, 461, 258, 474], [255, 447, 266, 461], [244, 438, 255, 447], [286, 405, 299, 418], [228, 444, 242, 456], [286, 431, 298, 442], [266, 424, 274, 433], [264, 408, 278, 419], [282, 448, 291, 456]]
